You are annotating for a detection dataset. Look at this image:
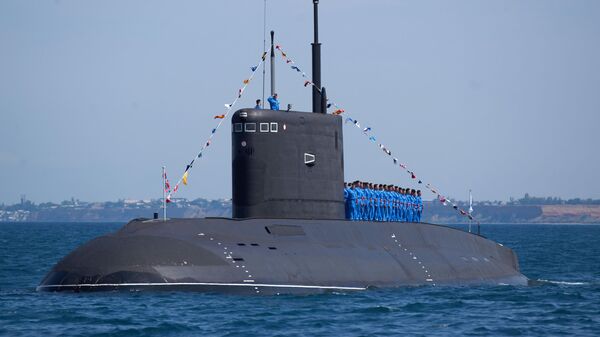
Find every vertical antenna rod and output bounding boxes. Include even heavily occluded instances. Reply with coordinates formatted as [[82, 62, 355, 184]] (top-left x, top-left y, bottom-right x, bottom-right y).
[[162, 166, 167, 221], [262, 0, 267, 108], [311, 0, 322, 113], [270, 30, 275, 96]]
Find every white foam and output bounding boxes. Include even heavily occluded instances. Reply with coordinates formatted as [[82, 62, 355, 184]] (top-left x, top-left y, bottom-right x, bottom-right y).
[[538, 279, 589, 286]]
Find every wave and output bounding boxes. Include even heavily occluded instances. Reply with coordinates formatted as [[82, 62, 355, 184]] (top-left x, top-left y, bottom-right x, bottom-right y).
[[537, 279, 589, 286]]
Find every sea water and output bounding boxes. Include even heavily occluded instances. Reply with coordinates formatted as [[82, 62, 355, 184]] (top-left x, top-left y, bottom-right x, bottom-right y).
[[1, 223, 599, 337]]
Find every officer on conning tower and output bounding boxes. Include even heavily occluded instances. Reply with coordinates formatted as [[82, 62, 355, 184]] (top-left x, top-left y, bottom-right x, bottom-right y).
[[267, 93, 280, 110]]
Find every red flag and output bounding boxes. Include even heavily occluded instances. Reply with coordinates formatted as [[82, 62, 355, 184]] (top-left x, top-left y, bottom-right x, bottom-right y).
[[333, 109, 345, 115], [411, 172, 416, 179]]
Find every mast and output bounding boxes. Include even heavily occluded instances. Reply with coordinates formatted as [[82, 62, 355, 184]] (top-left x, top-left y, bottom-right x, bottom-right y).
[[311, 0, 323, 113], [468, 189, 474, 233], [262, 0, 267, 108], [162, 166, 167, 221], [270, 30, 275, 96]]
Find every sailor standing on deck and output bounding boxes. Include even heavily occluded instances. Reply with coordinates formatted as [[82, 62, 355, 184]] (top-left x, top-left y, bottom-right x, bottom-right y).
[[344, 183, 350, 219], [400, 188, 407, 222], [367, 183, 375, 221], [349, 182, 358, 220], [392, 186, 400, 222], [416, 190, 423, 222], [355, 182, 365, 220], [386, 185, 394, 222], [408, 189, 417, 222], [267, 93, 280, 110], [254, 99, 262, 109]]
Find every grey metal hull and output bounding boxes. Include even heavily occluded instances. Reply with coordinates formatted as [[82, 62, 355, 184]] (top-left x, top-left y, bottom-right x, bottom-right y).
[[38, 218, 527, 294]]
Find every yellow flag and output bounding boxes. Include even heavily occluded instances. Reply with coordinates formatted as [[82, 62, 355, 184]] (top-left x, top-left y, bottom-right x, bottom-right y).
[[243, 79, 250, 84], [182, 171, 189, 185]]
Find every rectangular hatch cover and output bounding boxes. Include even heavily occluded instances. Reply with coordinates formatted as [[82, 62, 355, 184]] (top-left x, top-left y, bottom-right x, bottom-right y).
[[265, 225, 306, 236]]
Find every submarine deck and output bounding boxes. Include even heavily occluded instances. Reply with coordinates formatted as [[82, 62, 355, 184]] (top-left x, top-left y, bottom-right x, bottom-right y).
[[38, 218, 527, 294]]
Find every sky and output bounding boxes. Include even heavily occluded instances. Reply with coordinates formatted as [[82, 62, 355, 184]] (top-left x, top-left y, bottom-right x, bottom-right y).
[[1, 0, 599, 204]]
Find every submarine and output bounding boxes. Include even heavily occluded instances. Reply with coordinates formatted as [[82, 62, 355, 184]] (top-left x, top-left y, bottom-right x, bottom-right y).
[[38, 1, 527, 294]]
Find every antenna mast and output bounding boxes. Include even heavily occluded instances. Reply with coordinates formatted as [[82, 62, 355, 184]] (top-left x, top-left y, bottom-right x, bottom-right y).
[[162, 166, 167, 221], [270, 30, 275, 96], [311, 0, 323, 113], [262, 0, 267, 108]]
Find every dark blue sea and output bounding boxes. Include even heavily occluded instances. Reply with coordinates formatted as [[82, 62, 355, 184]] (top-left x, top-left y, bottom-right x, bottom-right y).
[[1, 223, 599, 336]]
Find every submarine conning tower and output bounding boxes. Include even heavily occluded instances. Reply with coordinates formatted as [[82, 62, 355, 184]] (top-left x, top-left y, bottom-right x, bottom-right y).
[[231, 108, 344, 219]]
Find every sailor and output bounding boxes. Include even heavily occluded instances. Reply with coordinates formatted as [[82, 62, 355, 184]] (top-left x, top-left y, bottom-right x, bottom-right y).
[[389, 186, 396, 221], [408, 189, 417, 222], [379, 185, 387, 221], [348, 182, 355, 220], [363, 182, 373, 221], [355, 181, 365, 220], [368, 183, 375, 221], [267, 93, 280, 110], [405, 188, 411, 222], [386, 185, 394, 222], [392, 186, 400, 222], [344, 183, 350, 219], [376, 184, 384, 221], [371, 185, 377, 221], [396, 187, 402, 221], [383, 185, 390, 221], [416, 190, 423, 222], [399, 188, 407, 222], [254, 99, 262, 109], [348, 183, 358, 220]]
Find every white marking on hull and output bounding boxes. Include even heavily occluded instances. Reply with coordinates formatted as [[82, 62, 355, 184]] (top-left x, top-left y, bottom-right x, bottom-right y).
[[37, 282, 367, 291], [391, 232, 435, 285]]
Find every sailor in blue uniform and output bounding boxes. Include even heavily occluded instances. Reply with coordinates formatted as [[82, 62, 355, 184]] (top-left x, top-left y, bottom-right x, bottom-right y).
[[375, 185, 383, 221], [400, 188, 408, 222], [381, 185, 390, 221], [386, 186, 394, 222], [358, 182, 367, 220], [366, 183, 374, 221], [348, 183, 357, 220], [392, 186, 400, 222], [353, 183, 362, 220], [344, 183, 350, 219], [416, 190, 423, 222], [407, 189, 416, 222], [375, 185, 382, 221], [267, 93, 280, 110]]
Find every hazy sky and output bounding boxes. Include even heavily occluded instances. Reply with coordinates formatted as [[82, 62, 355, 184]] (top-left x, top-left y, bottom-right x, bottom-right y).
[[1, 0, 599, 204]]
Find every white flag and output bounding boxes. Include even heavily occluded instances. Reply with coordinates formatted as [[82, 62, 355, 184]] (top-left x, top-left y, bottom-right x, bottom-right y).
[[468, 190, 474, 213]]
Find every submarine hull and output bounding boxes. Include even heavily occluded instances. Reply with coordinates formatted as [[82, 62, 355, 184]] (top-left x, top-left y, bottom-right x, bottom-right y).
[[38, 218, 527, 294]]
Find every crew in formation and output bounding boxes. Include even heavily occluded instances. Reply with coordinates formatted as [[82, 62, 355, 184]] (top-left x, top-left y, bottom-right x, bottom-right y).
[[343, 181, 423, 222]]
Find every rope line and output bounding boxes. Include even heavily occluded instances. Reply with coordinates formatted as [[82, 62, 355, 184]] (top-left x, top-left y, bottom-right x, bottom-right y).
[[275, 44, 479, 225], [166, 50, 268, 200]]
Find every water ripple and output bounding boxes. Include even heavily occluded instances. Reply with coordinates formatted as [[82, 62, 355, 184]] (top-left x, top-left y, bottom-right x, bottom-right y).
[[1, 223, 600, 336]]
